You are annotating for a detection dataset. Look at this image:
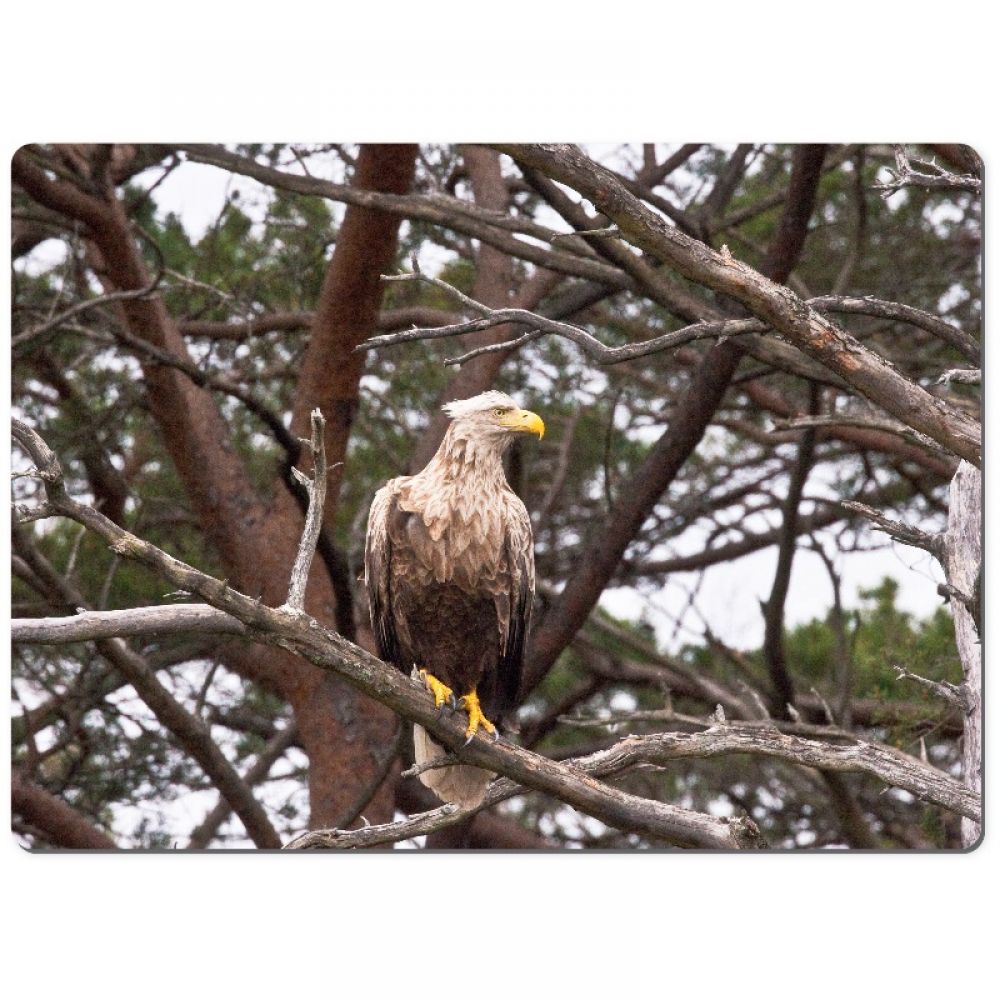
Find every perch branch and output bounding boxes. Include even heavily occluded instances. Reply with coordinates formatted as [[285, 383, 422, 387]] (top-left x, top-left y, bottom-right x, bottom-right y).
[[11, 417, 760, 850]]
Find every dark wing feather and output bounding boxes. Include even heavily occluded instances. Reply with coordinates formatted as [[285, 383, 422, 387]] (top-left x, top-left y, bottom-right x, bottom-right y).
[[494, 496, 535, 716], [364, 484, 403, 671]]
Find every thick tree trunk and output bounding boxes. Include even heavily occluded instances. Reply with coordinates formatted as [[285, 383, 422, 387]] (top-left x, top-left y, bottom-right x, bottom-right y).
[[945, 461, 982, 848], [256, 144, 419, 829]]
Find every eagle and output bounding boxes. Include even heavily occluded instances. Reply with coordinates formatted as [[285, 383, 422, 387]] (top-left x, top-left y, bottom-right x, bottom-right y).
[[364, 391, 544, 808]]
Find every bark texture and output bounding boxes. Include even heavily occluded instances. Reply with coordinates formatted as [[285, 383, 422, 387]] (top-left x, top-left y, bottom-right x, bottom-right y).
[[945, 461, 982, 848]]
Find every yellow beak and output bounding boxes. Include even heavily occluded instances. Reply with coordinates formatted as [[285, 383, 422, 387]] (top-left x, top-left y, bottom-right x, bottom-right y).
[[501, 408, 545, 439]]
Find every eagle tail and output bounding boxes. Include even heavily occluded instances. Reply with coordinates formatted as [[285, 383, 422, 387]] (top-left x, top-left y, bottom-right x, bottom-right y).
[[412, 724, 493, 810]]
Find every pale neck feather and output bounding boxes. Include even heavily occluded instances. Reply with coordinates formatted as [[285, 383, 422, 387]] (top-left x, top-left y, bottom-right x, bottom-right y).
[[417, 422, 509, 491]]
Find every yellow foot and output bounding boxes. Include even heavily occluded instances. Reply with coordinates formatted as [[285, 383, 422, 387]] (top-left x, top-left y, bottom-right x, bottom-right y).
[[418, 669, 457, 710], [459, 690, 498, 745]]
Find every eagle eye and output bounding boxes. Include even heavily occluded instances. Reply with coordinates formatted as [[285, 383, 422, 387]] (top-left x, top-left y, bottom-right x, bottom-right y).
[[492, 407, 507, 417]]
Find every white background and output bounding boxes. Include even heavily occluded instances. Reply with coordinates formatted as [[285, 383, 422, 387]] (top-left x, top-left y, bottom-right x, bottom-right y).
[[3, 2, 995, 996]]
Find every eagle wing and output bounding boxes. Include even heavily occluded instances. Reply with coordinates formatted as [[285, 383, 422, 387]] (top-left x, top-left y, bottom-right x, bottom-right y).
[[493, 493, 535, 716], [364, 481, 403, 671]]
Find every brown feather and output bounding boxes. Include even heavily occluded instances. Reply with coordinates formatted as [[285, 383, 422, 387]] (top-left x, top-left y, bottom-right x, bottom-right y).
[[364, 392, 537, 805]]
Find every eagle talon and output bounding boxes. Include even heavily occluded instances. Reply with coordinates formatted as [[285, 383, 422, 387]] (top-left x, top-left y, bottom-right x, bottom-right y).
[[458, 689, 497, 743], [418, 669, 456, 711]]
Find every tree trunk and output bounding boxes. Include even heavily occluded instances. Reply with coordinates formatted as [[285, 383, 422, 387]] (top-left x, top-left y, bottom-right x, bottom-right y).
[[945, 460, 982, 848]]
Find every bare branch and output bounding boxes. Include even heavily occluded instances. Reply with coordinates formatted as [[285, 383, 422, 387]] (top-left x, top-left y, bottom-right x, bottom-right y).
[[893, 665, 971, 713], [288, 708, 978, 849], [11, 604, 246, 645], [364, 270, 763, 364], [876, 145, 982, 197], [12, 265, 164, 353], [283, 409, 327, 612], [938, 368, 981, 386], [807, 295, 980, 365], [11, 417, 762, 849], [840, 500, 945, 559]]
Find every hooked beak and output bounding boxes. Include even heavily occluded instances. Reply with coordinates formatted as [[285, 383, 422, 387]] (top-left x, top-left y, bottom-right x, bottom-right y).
[[500, 408, 545, 439]]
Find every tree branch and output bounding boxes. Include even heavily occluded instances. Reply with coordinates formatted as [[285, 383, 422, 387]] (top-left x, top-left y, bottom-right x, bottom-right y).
[[282, 409, 327, 611], [287, 711, 977, 848], [12, 604, 246, 645], [11, 417, 763, 850], [840, 500, 945, 559], [10, 516, 282, 850], [363, 270, 763, 364], [876, 145, 982, 197], [491, 144, 981, 466], [187, 722, 300, 849], [177, 144, 632, 288], [12, 771, 118, 850]]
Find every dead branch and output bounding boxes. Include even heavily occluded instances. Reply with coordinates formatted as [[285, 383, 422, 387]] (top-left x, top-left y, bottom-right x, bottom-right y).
[[364, 269, 763, 365], [491, 144, 981, 466], [287, 706, 977, 849], [11, 417, 761, 849], [807, 295, 979, 365], [893, 665, 971, 713], [283, 409, 327, 612], [840, 500, 945, 559], [362, 273, 980, 419], [12, 604, 246, 645], [876, 145, 982, 198], [937, 368, 981, 386], [556, 710, 974, 818]]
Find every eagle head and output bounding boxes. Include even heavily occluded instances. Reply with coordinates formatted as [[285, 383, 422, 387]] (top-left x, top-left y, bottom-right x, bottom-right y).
[[441, 391, 545, 443]]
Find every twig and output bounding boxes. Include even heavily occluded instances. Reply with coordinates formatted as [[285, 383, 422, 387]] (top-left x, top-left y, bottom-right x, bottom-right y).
[[283, 409, 327, 612], [876, 145, 982, 197], [363, 270, 762, 364], [550, 226, 625, 242], [893, 664, 971, 714], [840, 500, 945, 559], [400, 752, 461, 779], [12, 267, 164, 352], [443, 329, 543, 367], [810, 686, 836, 726], [937, 368, 981, 386]]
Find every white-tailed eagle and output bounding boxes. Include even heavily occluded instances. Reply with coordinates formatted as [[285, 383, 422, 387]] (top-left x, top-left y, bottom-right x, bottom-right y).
[[365, 391, 543, 807]]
